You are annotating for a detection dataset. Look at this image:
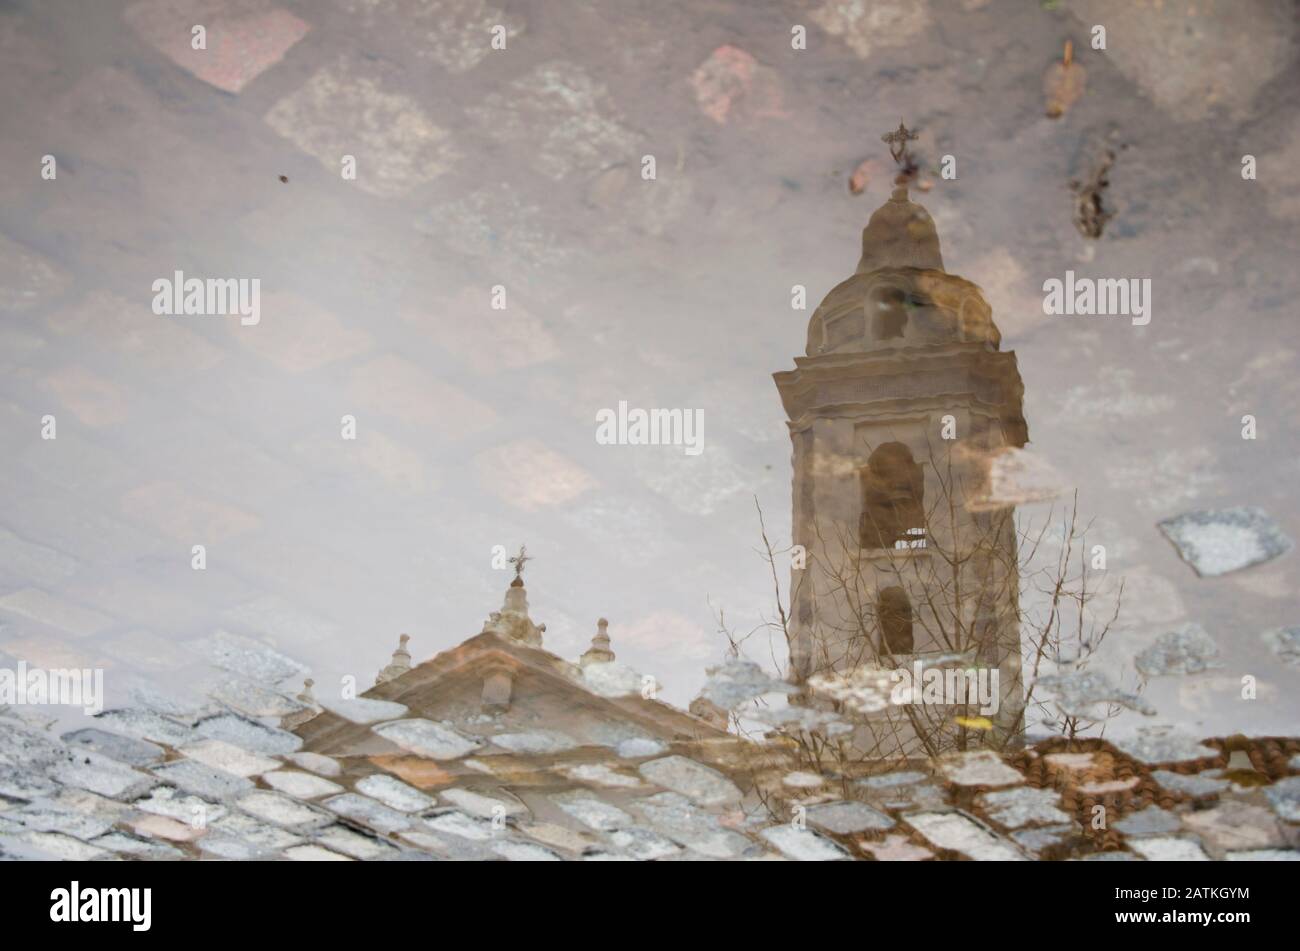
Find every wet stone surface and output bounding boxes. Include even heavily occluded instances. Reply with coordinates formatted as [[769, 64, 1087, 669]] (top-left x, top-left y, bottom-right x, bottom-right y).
[[1135, 623, 1222, 677], [1262, 627, 1300, 669], [1011, 825, 1074, 855], [977, 787, 1071, 829], [60, 728, 164, 767], [1151, 769, 1229, 797], [804, 800, 895, 835], [637, 756, 742, 807], [1181, 801, 1287, 852], [1264, 776, 1300, 822], [372, 719, 482, 760], [761, 824, 850, 861], [938, 750, 1024, 788], [1114, 728, 1219, 765], [1115, 806, 1183, 837], [1158, 507, 1293, 577], [1127, 837, 1211, 862], [906, 812, 1026, 861], [354, 774, 435, 813]]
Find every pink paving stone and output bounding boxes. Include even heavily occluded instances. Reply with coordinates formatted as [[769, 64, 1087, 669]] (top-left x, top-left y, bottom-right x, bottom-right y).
[[292, 429, 433, 493], [48, 291, 225, 374], [0, 634, 112, 670], [1181, 802, 1287, 852], [124, 0, 309, 94], [1077, 777, 1140, 795], [859, 833, 934, 862], [403, 288, 559, 373], [811, 0, 932, 61], [231, 292, 372, 373], [104, 629, 194, 672], [474, 438, 598, 511], [690, 45, 785, 125], [338, 0, 522, 74], [121, 480, 260, 543], [347, 355, 499, 436], [467, 62, 637, 182], [266, 56, 459, 197], [42, 366, 130, 427], [0, 235, 69, 312], [617, 612, 714, 663], [132, 814, 205, 842], [0, 588, 115, 639]]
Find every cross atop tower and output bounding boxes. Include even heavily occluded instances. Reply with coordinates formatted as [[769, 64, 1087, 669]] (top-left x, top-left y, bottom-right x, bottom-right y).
[[508, 545, 531, 583], [881, 120, 918, 165]]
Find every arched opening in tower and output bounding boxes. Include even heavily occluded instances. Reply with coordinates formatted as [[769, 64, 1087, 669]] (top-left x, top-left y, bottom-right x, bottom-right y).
[[859, 442, 926, 550], [869, 284, 909, 339]]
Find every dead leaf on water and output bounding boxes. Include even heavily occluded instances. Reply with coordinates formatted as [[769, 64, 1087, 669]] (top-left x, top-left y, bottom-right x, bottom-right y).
[[849, 158, 882, 195], [1044, 40, 1086, 118]]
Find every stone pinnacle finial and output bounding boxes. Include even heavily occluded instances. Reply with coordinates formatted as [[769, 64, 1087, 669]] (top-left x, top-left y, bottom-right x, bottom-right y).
[[375, 633, 413, 685], [281, 676, 322, 730], [480, 565, 545, 647], [580, 617, 616, 668]]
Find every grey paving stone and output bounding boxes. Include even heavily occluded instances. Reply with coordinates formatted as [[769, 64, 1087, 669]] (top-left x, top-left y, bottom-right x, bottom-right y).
[[1151, 769, 1230, 797], [1115, 806, 1183, 836], [607, 826, 682, 860], [372, 719, 481, 760], [804, 800, 895, 834], [1158, 507, 1293, 577], [1262, 626, 1300, 669], [46, 750, 158, 800], [1114, 727, 1218, 765], [61, 728, 164, 767], [978, 787, 1070, 828], [188, 629, 309, 686], [321, 793, 412, 834], [1127, 836, 1211, 861], [1135, 623, 1222, 677], [637, 755, 742, 807], [354, 774, 434, 812], [148, 759, 254, 800], [91, 832, 182, 859], [938, 750, 1023, 787], [632, 792, 757, 859], [93, 709, 193, 747], [193, 713, 302, 755], [551, 791, 633, 831], [1011, 824, 1073, 854], [906, 812, 1027, 861], [760, 825, 850, 861], [1265, 776, 1300, 822]]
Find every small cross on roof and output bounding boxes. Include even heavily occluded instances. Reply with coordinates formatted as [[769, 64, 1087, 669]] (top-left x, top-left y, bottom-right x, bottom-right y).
[[882, 120, 919, 166], [508, 545, 531, 580]]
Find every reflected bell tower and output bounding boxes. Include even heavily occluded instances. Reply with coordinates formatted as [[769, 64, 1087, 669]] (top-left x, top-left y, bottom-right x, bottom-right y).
[[773, 123, 1030, 754]]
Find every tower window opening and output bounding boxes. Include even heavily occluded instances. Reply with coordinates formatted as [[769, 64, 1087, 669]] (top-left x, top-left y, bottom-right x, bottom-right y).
[[860, 442, 926, 549], [878, 586, 914, 655], [870, 285, 909, 339]]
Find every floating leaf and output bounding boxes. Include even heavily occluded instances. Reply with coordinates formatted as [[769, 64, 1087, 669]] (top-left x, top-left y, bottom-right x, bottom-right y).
[[848, 158, 881, 195], [1044, 40, 1086, 118]]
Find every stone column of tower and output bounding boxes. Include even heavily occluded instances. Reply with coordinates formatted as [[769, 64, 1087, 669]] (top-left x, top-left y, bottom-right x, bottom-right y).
[[773, 182, 1029, 756]]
